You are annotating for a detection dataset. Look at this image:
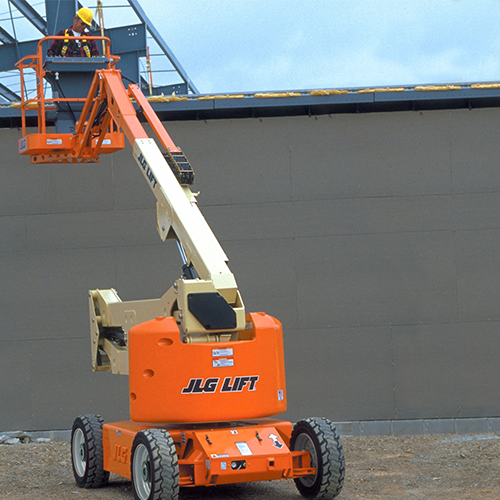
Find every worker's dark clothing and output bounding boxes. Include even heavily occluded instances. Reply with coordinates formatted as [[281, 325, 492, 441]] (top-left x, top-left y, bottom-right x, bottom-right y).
[[47, 26, 99, 57]]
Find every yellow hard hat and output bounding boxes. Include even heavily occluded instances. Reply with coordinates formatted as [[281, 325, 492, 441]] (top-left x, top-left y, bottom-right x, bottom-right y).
[[76, 7, 93, 26]]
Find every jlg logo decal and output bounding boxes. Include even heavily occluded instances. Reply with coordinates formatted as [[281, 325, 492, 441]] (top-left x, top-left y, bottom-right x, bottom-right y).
[[137, 153, 158, 189], [113, 445, 129, 464], [182, 376, 259, 394]]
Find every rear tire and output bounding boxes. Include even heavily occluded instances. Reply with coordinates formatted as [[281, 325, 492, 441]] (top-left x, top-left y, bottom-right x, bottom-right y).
[[131, 429, 179, 500], [290, 417, 345, 499], [71, 414, 109, 488]]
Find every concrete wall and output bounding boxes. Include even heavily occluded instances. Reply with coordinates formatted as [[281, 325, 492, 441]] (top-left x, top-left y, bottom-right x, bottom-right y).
[[1, 107, 500, 433]]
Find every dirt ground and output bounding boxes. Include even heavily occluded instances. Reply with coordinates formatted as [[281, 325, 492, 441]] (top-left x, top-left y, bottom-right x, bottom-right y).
[[1, 433, 500, 500]]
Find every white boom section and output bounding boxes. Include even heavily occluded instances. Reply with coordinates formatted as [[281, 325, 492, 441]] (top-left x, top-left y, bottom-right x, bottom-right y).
[[132, 138, 238, 301], [89, 137, 246, 374]]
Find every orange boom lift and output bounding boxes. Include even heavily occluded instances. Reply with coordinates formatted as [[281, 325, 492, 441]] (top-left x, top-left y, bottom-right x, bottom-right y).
[[17, 37, 345, 500]]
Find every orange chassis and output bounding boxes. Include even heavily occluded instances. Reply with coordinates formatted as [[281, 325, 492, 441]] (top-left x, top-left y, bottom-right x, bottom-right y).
[[103, 419, 313, 486], [102, 312, 313, 487]]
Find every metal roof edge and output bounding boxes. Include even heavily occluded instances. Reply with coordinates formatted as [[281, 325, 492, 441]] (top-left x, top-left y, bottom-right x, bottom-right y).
[[3, 81, 500, 127], [144, 82, 500, 121]]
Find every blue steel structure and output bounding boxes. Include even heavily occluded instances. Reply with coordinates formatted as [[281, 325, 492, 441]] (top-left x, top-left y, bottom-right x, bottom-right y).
[[0, 0, 197, 105]]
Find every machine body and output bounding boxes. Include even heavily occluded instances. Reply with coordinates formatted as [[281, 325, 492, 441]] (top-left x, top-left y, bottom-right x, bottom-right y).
[[17, 36, 345, 500]]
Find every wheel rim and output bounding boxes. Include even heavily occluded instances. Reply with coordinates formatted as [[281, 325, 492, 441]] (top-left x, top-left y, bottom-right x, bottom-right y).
[[72, 428, 87, 478], [295, 432, 318, 487], [133, 443, 152, 500]]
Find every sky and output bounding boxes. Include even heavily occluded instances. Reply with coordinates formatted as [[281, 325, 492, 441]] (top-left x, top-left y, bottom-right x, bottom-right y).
[[3, 0, 500, 95], [137, 0, 500, 94]]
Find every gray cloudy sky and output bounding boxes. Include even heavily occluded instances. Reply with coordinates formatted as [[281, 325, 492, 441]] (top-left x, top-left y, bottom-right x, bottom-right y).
[[138, 0, 500, 93]]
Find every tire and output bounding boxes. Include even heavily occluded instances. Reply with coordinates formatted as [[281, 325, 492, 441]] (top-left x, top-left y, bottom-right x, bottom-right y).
[[131, 429, 180, 500], [290, 417, 345, 499], [71, 414, 110, 488]]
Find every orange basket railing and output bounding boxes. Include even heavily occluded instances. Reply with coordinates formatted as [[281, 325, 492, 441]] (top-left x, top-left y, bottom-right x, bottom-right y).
[[15, 35, 119, 137]]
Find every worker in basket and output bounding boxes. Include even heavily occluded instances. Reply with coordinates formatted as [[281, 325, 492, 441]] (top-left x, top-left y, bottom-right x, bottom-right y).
[[47, 7, 100, 57]]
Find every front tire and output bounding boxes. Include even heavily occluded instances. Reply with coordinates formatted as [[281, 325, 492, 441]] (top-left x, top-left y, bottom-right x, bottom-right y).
[[71, 414, 109, 488], [131, 429, 180, 500], [290, 417, 345, 499]]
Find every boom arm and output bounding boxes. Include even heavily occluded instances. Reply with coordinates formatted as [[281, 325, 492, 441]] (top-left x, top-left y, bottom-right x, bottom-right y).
[[81, 70, 245, 373], [16, 41, 245, 375], [98, 71, 240, 297]]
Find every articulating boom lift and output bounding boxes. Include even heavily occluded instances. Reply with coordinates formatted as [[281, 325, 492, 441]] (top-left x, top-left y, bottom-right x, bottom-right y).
[[17, 36, 345, 500]]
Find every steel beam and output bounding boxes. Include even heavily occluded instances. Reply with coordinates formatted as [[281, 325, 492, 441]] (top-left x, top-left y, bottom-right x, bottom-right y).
[[0, 39, 39, 72], [126, 0, 199, 94], [0, 26, 15, 44], [9, 0, 47, 35], [0, 81, 21, 101], [45, 0, 75, 35]]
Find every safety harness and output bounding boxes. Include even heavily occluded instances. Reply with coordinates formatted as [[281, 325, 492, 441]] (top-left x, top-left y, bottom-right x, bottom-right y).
[[60, 29, 91, 57]]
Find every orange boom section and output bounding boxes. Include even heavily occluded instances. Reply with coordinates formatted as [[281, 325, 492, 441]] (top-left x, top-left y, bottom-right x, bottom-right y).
[[128, 312, 287, 423]]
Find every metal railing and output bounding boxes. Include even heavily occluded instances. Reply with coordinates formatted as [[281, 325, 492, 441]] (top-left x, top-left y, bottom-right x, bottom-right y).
[[15, 35, 119, 136]]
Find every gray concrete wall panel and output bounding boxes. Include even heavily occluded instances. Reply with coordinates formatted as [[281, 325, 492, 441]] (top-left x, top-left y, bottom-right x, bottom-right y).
[[202, 202, 294, 242], [455, 229, 500, 323], [449, 109, 500, 194], [392, 322, 500, 420], [0, 129, 28, 216], [167, 118, 293, 205], [0, 215, 26, 252], [28, 338, 129, 430], [284, 326, 394, 422], [290, 195, 454, 237], [25, 209, 158, 251], [0, 340, 32, 431], [453, 192, 500, 231], [114, 244, 181, 301], [287, 113, 453, 200], [0, 248, 116, 342], [223, 238, 299, 331], [2, 107, 500, 431], [25, 158, 115, 215], [294, 231, 458, 330]]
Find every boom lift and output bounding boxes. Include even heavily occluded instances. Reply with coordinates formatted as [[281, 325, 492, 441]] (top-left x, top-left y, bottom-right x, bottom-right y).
[[17, 36, 345, 500]]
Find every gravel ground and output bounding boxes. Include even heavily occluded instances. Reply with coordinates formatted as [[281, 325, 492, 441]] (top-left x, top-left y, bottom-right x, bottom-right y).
[[1, 433, 500, 500]]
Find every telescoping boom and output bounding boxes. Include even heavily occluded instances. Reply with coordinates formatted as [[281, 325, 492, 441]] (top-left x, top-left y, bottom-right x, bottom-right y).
[[79, 70, 246, 374]]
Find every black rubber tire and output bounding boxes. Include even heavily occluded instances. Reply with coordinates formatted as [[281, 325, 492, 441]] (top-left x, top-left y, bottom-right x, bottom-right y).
[[71, 414, 110, 488], [131, 429, 180, 500], [290, 417, 345, 499]]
